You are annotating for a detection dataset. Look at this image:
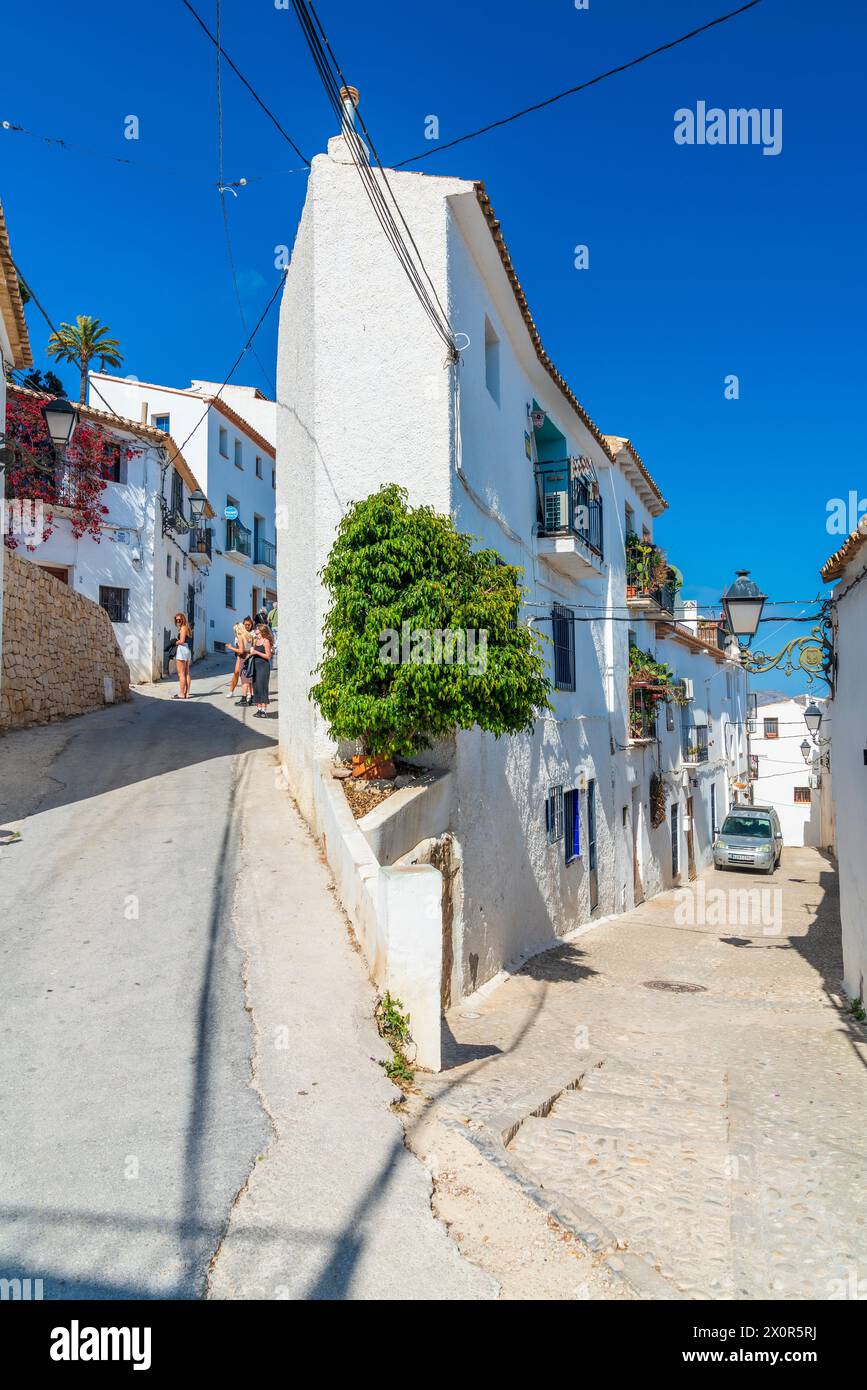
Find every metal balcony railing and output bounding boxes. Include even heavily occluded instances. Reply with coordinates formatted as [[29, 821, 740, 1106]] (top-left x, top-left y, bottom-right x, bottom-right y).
[[254, 536, 276, 569], [682, 723, 709, 764], [225, 519, 252, 557], [629, 688, 657, 741], [535, 461, 603, 558], [189, 526, 213, 558]]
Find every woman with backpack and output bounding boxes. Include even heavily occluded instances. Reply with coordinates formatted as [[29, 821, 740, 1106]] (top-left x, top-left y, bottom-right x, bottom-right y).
[[249, 624, 273, 717]]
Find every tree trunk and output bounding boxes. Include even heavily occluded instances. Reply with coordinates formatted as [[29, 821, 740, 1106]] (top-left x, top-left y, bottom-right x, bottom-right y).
[[79, 365, 87, 404]]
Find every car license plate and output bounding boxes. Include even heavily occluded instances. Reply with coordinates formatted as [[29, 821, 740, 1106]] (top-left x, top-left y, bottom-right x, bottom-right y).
[[729, 854, 753, 863]]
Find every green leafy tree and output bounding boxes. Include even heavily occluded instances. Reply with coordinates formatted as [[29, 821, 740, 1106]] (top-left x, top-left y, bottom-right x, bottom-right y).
[[46, 315, 124, 403], [311, 484, 552, 759], [20, 368, 66, 397]]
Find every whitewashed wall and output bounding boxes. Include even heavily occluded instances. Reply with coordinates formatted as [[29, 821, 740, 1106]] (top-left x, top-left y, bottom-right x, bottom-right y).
[[751, 697, 829, 846], [824, 562, 867, 999]]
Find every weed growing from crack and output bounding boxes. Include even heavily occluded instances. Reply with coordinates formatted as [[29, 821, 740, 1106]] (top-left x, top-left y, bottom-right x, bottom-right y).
[[377, 992, 415, 1088]]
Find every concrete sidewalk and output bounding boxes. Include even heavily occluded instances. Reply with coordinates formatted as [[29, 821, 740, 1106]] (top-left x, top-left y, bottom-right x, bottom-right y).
[[209, 744, 495, 1300], [407, 848, 867, 1299]]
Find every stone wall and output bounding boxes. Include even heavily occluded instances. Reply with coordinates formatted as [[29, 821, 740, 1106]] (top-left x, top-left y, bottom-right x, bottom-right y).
[[1, 550, 131, 730]]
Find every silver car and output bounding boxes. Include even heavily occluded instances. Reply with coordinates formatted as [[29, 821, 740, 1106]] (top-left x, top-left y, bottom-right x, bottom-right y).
[[713, 804, 783, 874]]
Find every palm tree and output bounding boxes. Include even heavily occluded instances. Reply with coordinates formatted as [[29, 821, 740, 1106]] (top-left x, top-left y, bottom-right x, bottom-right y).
[[46, 316, 124, 403]]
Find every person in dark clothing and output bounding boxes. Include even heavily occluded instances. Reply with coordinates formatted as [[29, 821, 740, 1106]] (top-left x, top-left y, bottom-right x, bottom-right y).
[[250, 624, 272, 716]]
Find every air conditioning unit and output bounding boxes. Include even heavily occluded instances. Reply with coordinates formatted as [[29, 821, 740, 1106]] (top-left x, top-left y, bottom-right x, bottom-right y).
[[681, 678, 694, 700], [544, 490, 568, 532]]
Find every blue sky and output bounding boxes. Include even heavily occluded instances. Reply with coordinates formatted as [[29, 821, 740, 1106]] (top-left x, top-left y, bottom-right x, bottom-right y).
[[2, 0, 862, 691]]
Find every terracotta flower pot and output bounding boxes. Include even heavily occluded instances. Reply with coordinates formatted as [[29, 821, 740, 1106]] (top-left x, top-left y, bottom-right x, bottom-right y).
[[351, 754, 397, 781]]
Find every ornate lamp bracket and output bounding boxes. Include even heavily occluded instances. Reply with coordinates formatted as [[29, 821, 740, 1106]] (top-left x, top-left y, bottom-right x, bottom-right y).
[[739, 602, 836, 695]]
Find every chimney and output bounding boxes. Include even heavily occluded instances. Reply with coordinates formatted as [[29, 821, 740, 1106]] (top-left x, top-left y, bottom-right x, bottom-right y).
[[340, 85, 360, 132], [140, 401, 148, 424], [329, 86, 367, 164]]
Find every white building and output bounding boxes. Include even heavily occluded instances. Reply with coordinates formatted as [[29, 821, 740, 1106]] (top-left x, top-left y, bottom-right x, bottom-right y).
[[275, 114, 749, 1000], [0, 198, 34, 705], [88, 375, 277, 652], [750, 694, 832, 848], [822, 527, 867, 1001], [7, 383, 214, 682]]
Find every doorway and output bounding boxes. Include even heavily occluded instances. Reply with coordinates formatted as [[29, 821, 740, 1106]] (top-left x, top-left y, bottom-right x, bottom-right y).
[[587, 779, 599, 912], [687, 795, 697, 882], [671, 803, 679, 879], [632, 786, 644, 906]]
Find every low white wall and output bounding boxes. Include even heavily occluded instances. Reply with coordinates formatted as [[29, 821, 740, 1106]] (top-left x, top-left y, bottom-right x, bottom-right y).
[[357, 771, 452, 867], [312, 759, 444, 1070]]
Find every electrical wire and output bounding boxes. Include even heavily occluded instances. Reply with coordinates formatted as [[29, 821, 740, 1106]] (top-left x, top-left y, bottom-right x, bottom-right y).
[[214, 0, 276, 396], [0, 117, 306, 186], [180, 0, 310, 166], [290, 0, 457, 357], [393, 1, 764, 168]]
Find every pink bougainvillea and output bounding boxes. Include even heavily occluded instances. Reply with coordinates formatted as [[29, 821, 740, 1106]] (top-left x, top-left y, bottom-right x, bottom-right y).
[[3, 389, 117, 549]]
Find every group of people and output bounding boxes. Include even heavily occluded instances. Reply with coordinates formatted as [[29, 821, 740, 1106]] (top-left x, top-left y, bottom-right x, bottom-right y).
[[226, 608, 276, 717], [167, 604, 276, 717]]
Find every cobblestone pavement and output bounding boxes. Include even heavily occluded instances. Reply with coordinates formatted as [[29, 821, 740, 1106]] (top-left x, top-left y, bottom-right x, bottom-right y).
[[414, 848, 867, 1299]]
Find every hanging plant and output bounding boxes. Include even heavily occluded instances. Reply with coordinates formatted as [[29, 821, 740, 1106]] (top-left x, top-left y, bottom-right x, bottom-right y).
[[650, 772, 668, 828]]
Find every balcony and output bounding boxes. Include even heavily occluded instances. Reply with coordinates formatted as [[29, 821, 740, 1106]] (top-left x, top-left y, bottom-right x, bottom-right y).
[[534, 460, 604, 579], [629, 687, 657, 742], [681, 723, 709, 764], [626, 534, 679, 617], [188, 526, 212, 561], [225, 519, 252, 558], [254, 536, 276, 569], [697, 620, 729, 653], [627, 575, 678, 618]]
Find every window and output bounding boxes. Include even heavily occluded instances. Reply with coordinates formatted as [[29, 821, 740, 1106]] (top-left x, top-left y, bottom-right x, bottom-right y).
[[625, 503, 635, 536], [255, 455, 263, 479], [763, 717, 779, 739], [564, 789, 581, 863], [225, 574, 236, 609], [642, 524, 651, 542], [671, 803, 679, 876], [484, 316, 500, 405], [174, 560, 179, 584], [152, 414, 170, 433], [170, 467, 184, 518], [545, 785, 564, 844], [794, 786, 812, 804], [99, 586, 129, 623], [219, 427, 229, 457], [552, 603, 575, 692], [101, 442, 125, 483], [166, 555, 172, 578], [271, 468, 276, 490], [666, 701, 675, 733], [234, 439, 243, 469]]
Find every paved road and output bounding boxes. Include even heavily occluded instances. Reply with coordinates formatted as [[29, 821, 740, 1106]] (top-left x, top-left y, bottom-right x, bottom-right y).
[[415, 847, 867, 1299], [0, 659, 492, 1300], [0, 660, 274, 1298]]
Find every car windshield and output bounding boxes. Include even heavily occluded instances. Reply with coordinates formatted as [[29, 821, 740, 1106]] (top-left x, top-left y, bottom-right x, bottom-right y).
[[721, 814, 772, 839]]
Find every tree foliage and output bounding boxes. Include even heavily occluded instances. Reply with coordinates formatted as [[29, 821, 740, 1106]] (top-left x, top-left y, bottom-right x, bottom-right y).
[[310, 485, 552, 758], [46, 315, 124, 403]]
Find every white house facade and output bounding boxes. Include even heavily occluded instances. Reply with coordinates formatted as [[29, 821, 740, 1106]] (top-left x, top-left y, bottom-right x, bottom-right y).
[[88, 375, 277, 653], [750, 694, 833, 848], [0, 198, 34, 706], [822, 527, 867, 1002], [7, 385, 214, 682], [275, 120, 750, 1002]]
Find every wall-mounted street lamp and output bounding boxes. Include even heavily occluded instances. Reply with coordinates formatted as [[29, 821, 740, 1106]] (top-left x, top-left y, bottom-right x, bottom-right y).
[[189, 488, 208, 523], [800, 738, 813, 764], [41, 397, 79, 452], [721, 570, 836, 696]]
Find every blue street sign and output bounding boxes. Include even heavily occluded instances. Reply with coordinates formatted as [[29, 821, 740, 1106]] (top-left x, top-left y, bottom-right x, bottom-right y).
[[224, 505, 239, 520]]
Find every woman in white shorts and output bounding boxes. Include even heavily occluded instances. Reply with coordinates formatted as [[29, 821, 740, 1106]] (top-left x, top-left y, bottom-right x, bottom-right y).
[[173, 612, 193, 700]]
